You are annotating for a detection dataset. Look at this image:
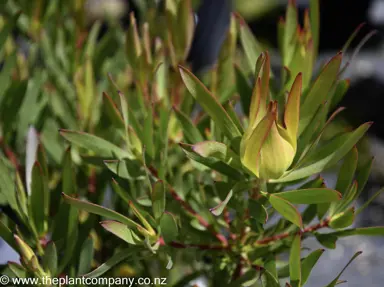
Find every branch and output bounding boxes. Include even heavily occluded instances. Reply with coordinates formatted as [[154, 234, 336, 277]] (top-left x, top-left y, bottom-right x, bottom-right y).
[[255, 219, 330, 245]]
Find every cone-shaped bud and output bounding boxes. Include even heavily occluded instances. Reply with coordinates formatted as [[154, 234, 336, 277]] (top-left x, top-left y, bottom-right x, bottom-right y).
[[241, 53, 302, 179]]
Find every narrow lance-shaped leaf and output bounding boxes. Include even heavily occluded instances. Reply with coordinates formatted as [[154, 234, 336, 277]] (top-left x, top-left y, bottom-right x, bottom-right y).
[[62, 193, 141, 229], [326, 227, 384, 237], [237, 14, 264, 72], [160, 212, 178, 243], [277, 188, 341, 204], [179, 66, 241, 140], [60, 129, 133, 159], [300, 53, 342, 134], [42, 242, 58, 276], [78, 238, 94, 276], [268, 194, 302, 228], [336, 147, 358, 194], [29, 162, 48, 235], [173, 107, 204, 143], [152, 180, 166, 220], [101, 220, 142, 245], [289, 234, 301, 287], [301, 249, 324, 285], [324, 251, 362, 287], [82, 248, 141, 278]]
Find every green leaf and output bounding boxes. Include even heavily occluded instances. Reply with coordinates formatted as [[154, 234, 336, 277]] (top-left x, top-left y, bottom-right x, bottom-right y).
[[300, 53, 342, 133], [29, 162, 48, 235], [0, 12, 20, 50], [315, 233, 337, 249], [129, 201, 156, 238], [0, 220, 18, 252], [356, 187, 384, 215], [324, 251, 362, 287], [237, 15, 263, 72], [0, 52, 17, 100], [277, 188, 341, 204], [104, 159, 145, 180], [235, 66, 253, 115], [327, 227, 384, 237], [143, 104, 155, 159], [173, 107, 204, 143], [269, 194, 302, 228], [264, 258, 279, 287], [83, 248, 141, 278], [42, 242, 58, 276], [289, 234, 301, 287], [192, 141, 242, 169], [309, 0, 320, 61], [101, 220, 142, 245], [60, 129, 132, 159], [335, 147, 358, 195], [249, 199, 268, 224], [273, 122, 371, 182], [210, 189, 233, 216], [179, 142, 242, 179], [283, 0, 298, 67], [179, 66, 241, 140], [160, 212, 178, 243], [301, 249, 324, 285], [355, 156, 374, 198], [152, 180, 166, 220], [330, 79, 350, 111], [62, 193, 141, 229], [329, 207, 355, 229], [0, 156, 18, 213], [78, 237, 94, 276], [103, 92, 125, 129]]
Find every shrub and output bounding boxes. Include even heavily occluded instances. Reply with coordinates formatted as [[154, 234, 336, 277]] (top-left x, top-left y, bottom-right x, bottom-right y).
[[0, 1, 383, 286]]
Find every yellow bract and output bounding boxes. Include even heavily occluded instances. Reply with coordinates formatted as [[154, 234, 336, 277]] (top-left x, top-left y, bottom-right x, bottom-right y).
[[240, 52, 302, 180]]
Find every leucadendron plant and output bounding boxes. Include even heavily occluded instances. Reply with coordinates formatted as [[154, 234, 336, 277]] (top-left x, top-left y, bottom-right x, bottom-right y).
[[0, 0, 383, 286]]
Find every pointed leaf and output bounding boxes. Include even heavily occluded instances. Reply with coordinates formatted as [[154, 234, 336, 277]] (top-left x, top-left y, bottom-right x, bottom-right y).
[[329, 207, 355, 229], [160, 212, 178, 243], [277, 188, 341, 204], [249, 199, 268, 224], [179, 66, 241, 140], [327, 227, 384, 237], [289, 234, 301, 287], [62, 193, 141, 229], [300, 53, 342, 132], [324, 251, 362, 287], [237, 15, 263, 72], [336, 147, 358, 195], [180, 142, 242, 179], [83, 248, 140, 278], [78, 238, 94, 276], [101, 220, 141, 245], [301, 249, 324, 285], [210, 189, 233, 216], [315, 233, 337, 249], [42, 242, 58, 276], [29, 162, 48, 235], [152, 180, 166, 220], [60, 129, 132, 159], [269, 194, 302, 228], [173, 107, 204, 143]]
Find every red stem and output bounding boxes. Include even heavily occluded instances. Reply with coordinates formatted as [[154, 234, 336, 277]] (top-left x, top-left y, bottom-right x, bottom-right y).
[[256, 220, 330, 245]]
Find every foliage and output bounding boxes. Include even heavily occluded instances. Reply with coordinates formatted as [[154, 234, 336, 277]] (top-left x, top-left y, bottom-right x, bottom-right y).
[[0, 0, 383, 286]]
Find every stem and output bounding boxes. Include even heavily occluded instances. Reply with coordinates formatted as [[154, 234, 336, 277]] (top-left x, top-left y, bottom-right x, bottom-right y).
[[255, 219, 330, 245]]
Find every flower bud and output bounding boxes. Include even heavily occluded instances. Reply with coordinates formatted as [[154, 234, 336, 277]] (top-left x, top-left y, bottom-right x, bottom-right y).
[[240, 52, 302, 179]]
